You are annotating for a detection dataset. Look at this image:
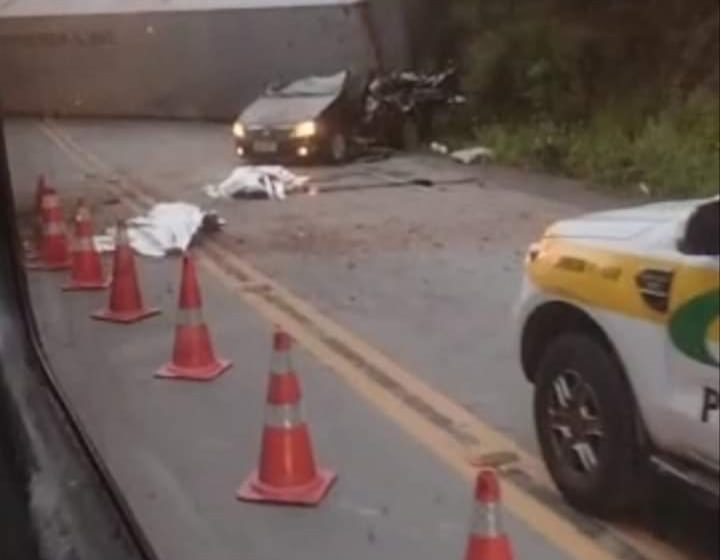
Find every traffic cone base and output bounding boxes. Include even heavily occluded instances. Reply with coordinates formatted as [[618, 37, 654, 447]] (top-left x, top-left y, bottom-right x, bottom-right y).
[[465, 538, 513, 560], [91, 307, 161, 324], [63, 278, 111, 292], [26, 258, 71, 271], [155, 357, 232, 381], [237, 467, 337, 506]]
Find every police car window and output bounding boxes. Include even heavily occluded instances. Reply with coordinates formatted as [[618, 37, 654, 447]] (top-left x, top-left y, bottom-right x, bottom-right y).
[[682, 200, 720, 257]]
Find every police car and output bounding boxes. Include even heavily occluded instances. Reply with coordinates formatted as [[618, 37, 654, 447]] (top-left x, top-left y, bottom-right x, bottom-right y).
[[515, 197, 719, 514]]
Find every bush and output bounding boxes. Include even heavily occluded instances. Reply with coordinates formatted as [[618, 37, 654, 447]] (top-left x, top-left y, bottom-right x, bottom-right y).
[[462, 22, 589, 123], [633, 95, 719, 196], [471, 95, 720, 197], [440, 0, 720, 197], [565, 114, 639, 187]]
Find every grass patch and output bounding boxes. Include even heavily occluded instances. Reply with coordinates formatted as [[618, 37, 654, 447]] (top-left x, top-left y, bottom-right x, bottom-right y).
[[462, 96, 719, 197]]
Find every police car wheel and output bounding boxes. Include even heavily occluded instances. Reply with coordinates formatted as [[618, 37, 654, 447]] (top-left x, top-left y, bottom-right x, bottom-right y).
[[534, 334, 646, 516]]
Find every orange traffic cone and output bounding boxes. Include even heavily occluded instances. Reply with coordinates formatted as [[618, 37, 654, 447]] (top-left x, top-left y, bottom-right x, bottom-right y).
[[464, 470, 514, 560], [91, 221, 160, 324], [27, 188, 71, 271], [237, 329, 336, 506], [34, 175, 50, 218], [156, 254, 232, 381], [62, 200, 109, 291], [27, 175, 51, 259]]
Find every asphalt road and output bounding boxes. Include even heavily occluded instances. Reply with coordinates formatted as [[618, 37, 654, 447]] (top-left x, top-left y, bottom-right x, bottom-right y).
[[6, 118, 620, 454], [4, 118, 717, 560]]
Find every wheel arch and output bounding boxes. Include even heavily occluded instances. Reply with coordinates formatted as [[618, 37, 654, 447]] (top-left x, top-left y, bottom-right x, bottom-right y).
[[521, 301, 620, 383]]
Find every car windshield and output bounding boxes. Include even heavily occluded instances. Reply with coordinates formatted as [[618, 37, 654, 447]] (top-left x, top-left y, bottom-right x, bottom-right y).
[[267, 71, 347, 98]]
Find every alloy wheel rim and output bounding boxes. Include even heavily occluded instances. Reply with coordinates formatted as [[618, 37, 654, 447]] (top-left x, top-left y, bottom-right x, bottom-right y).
[[547, 369, 606, 476]]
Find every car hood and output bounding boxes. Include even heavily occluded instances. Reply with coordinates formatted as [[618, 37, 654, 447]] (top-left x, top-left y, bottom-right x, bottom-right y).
[[240, 94, 337, 127], [545, 199, 710, 242], [239, 71, 347, 127]]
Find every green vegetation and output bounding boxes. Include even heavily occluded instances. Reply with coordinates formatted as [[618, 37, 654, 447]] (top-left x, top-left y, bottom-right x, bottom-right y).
[[435, 1, 720, 197]]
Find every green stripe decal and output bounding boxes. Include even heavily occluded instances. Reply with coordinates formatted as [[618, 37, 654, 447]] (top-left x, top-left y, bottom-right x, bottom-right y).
[[669, 290, 720, 367]]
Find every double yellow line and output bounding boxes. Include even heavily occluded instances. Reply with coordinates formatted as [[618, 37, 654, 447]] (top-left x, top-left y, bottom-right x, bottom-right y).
[[38, 119, 688, 560]]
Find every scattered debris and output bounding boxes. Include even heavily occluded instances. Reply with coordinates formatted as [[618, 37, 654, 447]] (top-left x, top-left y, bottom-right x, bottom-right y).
[[430, 142, 449, 155], [203, 166, 310, 200], [450, 146, 495, 165], [638, 182, 652, 196], [362, 64, 464, 146], [317, 177, 435, 195], [94, 203, 223, 258]]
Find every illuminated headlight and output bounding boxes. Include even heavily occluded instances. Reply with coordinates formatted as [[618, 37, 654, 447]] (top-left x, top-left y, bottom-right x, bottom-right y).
[[292, 121, 317, 138], [232, 121, 245, 138]]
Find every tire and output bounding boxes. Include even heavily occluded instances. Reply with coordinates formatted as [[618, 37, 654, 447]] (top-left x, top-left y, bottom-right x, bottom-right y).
[[328, 132, 348, 164], [534, 334, 647, 516]]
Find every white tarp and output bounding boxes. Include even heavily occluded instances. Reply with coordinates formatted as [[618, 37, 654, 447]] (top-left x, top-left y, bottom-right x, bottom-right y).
[[95, 202, 217, 258], [203, 166, 310, 200]]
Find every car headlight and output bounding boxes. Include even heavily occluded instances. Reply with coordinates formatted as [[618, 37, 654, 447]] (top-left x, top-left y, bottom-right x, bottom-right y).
[[292, 121, 317, 138], [232, 121, 245, 138]]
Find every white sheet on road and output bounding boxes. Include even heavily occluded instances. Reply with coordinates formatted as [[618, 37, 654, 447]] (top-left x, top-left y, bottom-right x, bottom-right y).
[[95, 202, 213, 258], [203, 166, 310, 200]]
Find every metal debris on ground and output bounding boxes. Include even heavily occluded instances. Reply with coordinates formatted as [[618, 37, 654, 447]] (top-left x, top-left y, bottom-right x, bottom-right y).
[[430, 142, 449, 155], [203, 166, 310, 200], [94, 202, 224, 258], [450, 146, 496, 165]]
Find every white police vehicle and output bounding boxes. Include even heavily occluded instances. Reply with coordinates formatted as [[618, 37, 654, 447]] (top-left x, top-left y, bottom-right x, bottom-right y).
[[516, 197, 719, 514]]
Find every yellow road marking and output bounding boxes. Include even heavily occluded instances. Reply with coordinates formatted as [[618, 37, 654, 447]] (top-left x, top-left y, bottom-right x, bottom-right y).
[[37, 119, 692, 560]]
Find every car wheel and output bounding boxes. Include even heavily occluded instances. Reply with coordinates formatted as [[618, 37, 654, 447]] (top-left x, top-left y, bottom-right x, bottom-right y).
[[534, 334, 647, 516], [328, 132, 348, 164]]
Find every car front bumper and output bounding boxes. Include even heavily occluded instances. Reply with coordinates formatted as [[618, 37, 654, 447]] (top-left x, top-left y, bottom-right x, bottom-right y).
[[235, 131, 322, 161]]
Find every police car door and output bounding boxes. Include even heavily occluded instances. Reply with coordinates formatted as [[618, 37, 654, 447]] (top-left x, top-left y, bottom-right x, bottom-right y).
[[666, 256, 720, 470]]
